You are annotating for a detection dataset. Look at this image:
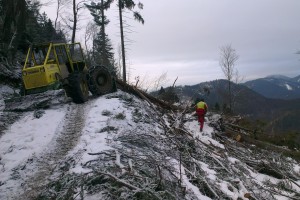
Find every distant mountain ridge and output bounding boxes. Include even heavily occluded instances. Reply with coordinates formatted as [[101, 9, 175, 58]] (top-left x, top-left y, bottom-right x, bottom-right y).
[[292, 75, 300, 83], [166, 79, 300, 134], [175, 79, 273, 117], [243, 75, 300, 100]]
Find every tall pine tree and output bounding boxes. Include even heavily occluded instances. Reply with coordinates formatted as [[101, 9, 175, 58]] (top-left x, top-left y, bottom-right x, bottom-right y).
[[117, 0, 144, 82], [86, 0, 144, 82], [86, 0, 115, 68]]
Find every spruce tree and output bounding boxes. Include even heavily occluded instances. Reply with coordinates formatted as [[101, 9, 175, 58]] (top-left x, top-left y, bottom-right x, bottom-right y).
[[86, 1, 115, 68], [86, 0, 144, 82]]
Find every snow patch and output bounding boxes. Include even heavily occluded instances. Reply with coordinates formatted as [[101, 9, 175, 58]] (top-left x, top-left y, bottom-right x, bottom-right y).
[[285, 84, 293, 90], [170, 158, 211, 200], [228, 157, 239, 164], [199, 161, 217, 181], [0, 84, 15, 98], [294, 164, 300, 173], [0, 108, 66, 197], [185, 118, 224, 149]]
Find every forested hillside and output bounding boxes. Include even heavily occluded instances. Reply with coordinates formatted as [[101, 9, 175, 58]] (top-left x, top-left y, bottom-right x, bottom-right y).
[[0, 0, 65, 62], [0, 0, 65, 88], [243, 75, 300, 100]]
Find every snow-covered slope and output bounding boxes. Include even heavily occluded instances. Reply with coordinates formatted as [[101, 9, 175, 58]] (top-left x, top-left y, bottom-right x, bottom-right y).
[[0, 90, 299, 199]]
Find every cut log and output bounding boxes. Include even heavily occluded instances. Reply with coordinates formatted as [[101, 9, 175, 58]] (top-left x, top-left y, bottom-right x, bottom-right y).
[[116, 79, 179, 111]]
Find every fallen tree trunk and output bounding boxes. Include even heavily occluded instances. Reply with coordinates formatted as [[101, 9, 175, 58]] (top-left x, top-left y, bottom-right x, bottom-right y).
[[116, 79, 179, 111]]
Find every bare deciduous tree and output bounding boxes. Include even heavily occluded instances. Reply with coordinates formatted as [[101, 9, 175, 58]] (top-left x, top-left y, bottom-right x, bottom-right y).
[[84, 21, 97, 63], [69, 0, 89, 43], [219, 44, 239, 113], [59, 0, 89, 43], [153, 72, 168, 91], [54, 0, 69, 30], [133, 72, 168, 92]]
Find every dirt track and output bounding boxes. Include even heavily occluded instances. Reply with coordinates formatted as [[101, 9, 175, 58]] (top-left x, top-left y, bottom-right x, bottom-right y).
[[16, 103, 90, 199]]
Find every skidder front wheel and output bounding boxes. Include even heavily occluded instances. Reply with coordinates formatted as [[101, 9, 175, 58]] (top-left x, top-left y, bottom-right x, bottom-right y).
[[68, 72, 89, 104], [87, 66, 115, 96]]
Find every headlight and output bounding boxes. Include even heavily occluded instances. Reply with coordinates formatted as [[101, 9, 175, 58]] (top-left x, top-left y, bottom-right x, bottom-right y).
[[22, 71, 27, 76], [40, 67, 45, 72]]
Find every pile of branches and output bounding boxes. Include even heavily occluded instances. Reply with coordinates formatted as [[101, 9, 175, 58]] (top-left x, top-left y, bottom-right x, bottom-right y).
[[34, 89, 300, 199], [0, 63, 21, 86]]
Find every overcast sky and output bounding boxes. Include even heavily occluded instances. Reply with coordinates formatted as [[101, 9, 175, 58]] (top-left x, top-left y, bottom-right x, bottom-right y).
[[42, 0, 300, 86]]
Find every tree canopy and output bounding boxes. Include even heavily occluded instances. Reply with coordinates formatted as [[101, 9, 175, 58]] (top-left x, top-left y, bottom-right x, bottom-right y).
[[0, 0, 65, 63]]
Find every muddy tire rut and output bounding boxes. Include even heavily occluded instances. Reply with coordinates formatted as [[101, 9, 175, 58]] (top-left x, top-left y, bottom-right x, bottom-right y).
[[17, 102, 92, 199]]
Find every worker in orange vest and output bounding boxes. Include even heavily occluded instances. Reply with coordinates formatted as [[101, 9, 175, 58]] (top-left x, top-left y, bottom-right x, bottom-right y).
[[196, 98, 208, 132]]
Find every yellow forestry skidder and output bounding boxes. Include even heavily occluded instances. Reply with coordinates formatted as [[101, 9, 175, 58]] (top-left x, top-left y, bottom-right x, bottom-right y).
[[21, 42, 116, 103]]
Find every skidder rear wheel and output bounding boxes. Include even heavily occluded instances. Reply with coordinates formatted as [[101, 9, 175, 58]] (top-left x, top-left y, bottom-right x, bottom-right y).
[[87, 66, 115, 96], [68, 72, 89, 103], [19, 83, 27, 96]]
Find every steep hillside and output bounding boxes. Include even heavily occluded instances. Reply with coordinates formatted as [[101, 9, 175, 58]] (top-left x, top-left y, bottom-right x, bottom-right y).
[[0, 89, 300, 199], [243, 75, 300, 100]]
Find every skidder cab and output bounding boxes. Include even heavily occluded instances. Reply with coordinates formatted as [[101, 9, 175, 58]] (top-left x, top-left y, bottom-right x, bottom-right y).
[[22, 42, 116, 103]]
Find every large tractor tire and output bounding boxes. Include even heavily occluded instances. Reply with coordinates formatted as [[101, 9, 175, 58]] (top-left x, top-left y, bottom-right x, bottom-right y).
[[68, 72, 89, 103], [19, 83, 27, 96], [87, 66, 116, 96]]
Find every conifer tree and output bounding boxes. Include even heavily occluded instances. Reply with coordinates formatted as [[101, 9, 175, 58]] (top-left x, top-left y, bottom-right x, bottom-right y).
[[87, 0, 144, 82], [86, 0, 115, 68], [0, 0, 66, 63], [117, 0, 144, 82]]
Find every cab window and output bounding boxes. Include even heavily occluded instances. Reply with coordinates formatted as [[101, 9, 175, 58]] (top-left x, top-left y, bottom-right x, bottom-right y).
[[55, 46, 68, 64]]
